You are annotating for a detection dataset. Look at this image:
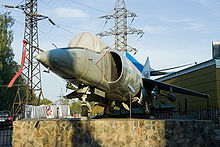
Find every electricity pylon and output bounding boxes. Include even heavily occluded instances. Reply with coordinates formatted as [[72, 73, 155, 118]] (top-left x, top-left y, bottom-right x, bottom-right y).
[[3, 0, 55, 117], [97, 0, 144, 52]]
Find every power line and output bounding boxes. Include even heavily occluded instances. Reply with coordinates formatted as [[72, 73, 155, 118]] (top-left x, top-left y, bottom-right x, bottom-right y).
[[68, 0, 107, 13], [39, 25, 55, 34], [17, 0, 25, 6], [41, 20, 97, 35], [3, 2, 101, 35], [38, 21, 74, 35], [39, 0, 53, 4], [55, 25, 76, 35], [56, 23, 98, 33]]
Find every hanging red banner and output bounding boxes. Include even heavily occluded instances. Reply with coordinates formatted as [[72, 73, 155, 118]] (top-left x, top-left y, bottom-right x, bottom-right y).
[[8, 40, 28, 88]]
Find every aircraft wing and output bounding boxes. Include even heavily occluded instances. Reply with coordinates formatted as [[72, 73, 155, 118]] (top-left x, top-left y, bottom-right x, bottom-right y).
[[150, 71, 169, 76], [65, 90, 78, 99], [142, 78, 209, 98]]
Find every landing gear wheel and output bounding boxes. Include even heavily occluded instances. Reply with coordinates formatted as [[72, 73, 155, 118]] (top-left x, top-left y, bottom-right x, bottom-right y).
[[81, 105, 89, 117], [104, 106, 111, 115], [103, 101, 113, 117], [145, 101, 150, 115], [80, 94, 92, 120]]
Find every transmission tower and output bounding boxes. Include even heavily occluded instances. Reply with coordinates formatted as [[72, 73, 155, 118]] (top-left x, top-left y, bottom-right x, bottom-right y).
[[98, 0, 144, 52], [56, 89, 64, 105], [3, 1, 55, 117]]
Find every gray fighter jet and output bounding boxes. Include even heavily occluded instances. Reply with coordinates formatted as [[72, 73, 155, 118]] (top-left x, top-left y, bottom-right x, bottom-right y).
[[36, 32, 209, 117]]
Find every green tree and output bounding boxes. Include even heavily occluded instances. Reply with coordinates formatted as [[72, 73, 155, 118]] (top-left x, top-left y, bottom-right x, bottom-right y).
[[70, 100, 81, 115], [69, 100, 96, 115], [63, 99, 69, 105], [31, 98, 53, 105], [40, 98, 52, 105], [0, 12, 19, 111]]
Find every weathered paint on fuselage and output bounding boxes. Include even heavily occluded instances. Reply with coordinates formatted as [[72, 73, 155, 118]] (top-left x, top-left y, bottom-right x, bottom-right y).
[[37, 48, 143, 102]]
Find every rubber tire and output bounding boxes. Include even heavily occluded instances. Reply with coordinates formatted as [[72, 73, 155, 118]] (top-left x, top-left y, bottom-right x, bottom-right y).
[[81, 106, 88, 117]]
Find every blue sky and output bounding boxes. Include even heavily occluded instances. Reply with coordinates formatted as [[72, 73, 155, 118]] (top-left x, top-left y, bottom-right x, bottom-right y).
[[1, 0, 220, 102]]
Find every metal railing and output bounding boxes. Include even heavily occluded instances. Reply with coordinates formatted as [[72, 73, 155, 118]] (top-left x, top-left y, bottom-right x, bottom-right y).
[[0, 126, 13, 147], [154, 99, 220, 126]]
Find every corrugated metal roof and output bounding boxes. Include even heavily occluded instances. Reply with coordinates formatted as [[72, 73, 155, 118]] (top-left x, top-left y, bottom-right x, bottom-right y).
[[157, 59, 220, 82]]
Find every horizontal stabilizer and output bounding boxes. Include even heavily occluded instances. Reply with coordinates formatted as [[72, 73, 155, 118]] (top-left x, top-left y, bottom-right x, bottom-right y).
[[142, 78, 209, 98]]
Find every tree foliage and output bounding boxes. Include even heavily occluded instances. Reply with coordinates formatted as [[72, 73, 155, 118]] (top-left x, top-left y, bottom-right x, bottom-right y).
[[0, 12, 18, 111], [32, 98, 53, 105], [63, 99, 69, 105], [69, 100, 97, 115], [40, 98, 52, 105], [70, 100, 81, 115]]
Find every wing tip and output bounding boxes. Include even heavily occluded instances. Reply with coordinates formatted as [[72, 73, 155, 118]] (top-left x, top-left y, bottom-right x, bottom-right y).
[[206, 94, 210, 99]]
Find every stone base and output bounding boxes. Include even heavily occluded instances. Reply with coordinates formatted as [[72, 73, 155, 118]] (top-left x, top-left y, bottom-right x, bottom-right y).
[[13, 118, 217, 147]]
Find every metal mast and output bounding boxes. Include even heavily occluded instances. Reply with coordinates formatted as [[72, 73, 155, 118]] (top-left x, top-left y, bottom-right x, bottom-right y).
[[56, 89, 64, 105], [98, 0, 144, 52], [23, 0, 42, 102], [3, 1, 55, 116]]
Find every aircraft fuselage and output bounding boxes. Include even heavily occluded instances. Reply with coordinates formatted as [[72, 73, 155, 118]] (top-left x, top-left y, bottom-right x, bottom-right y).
[[37, 48, 143, 102]]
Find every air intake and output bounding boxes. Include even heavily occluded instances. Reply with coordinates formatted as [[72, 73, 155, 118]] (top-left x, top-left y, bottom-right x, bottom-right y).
[[212, 41, 220, 59]]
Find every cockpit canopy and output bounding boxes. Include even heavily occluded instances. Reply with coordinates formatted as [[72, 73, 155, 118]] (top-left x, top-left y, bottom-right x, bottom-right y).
[[68, 32, 109, 53]]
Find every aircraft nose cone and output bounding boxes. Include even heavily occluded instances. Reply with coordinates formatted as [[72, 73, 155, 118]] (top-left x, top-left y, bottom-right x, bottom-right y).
[[36, 51, 49, 66]]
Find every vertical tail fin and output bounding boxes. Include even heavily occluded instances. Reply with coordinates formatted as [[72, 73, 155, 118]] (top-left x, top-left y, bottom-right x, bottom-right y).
[[142, 57, 151, 79], [125, 52, 151, 78]]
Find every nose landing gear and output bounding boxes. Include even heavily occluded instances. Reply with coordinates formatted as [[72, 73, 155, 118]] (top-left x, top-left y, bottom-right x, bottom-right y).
[[80, 94, 92, 120]]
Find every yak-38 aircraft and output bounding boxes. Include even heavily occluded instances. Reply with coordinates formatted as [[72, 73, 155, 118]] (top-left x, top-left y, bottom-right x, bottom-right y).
[[36, 32, 209, 117]]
